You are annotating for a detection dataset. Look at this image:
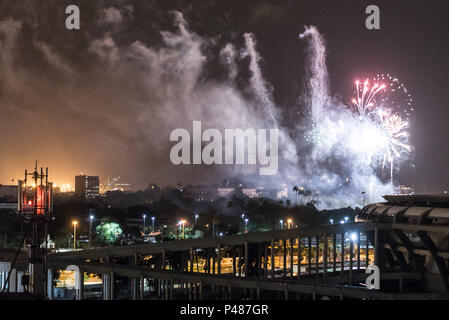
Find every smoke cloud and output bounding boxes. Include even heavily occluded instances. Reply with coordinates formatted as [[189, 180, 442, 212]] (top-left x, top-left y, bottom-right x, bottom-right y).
[[0, 3, 404, 209]]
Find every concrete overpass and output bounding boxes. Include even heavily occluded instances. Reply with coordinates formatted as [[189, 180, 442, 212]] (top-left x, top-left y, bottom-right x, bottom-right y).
[[46, 217, 449, 300]]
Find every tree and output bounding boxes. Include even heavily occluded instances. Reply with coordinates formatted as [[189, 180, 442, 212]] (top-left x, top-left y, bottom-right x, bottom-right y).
[[95, 219, 123, 245]]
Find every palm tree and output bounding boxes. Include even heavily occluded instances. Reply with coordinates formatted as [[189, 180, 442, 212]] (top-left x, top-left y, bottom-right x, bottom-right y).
[[292, 186, 299, 204]]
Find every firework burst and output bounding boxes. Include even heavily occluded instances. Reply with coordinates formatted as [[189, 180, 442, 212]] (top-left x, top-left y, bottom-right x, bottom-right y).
[[372, 73, 414, 120], [377, 109, 411, 183]]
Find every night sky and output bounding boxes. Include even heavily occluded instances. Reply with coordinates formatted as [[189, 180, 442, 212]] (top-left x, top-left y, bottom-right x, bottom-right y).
[[0, 0, 447, 193]]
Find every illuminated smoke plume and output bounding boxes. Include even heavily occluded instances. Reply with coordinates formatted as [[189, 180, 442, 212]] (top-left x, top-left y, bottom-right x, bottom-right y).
[[296, 26, 413, 208]]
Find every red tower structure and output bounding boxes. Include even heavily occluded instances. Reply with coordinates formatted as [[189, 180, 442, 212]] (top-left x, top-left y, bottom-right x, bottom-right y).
[[17, 161, 53, 296]]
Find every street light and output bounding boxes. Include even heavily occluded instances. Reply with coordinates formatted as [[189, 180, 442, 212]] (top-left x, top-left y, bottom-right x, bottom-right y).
[[244, 218, 249, 232], [344, 216, 349, 223], [194, 214, 199, 227], [89, 215, 94, 248], [330, 219, 334, 224], [151, 216, 155, 233], [287, 218, 293, 229], [72, 221, 78, 251], [279, 219, 284, 230]]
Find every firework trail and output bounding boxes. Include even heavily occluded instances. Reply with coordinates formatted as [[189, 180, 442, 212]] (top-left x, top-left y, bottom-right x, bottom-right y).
[[351, 79, 385, 118]]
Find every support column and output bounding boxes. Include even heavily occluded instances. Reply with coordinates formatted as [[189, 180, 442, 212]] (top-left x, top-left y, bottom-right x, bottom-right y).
[[232, 249, 236, 276], [271, 238, 275, 279], [139, 276, 145, 300], [308, 237, 312, 275], [17, 271, 24, 293], [47, 269, 53, 299], [341, 233, 345, 276], [290, 238, 294, 277], [283, 240, 287, 278], [357, 231, 361, 270], [132, 254, 138, 300], [315, 236, 319, 278], [110, 272, 114, 300], [349, 240, 354, 284], [374, 227, 379, 265], [365, 232, 369, 266], [244, 240, 249, 277], [297, 237, 302, 279], [78, 268, 84, 300], [217, 242, 221, 275], [323, 233, 328, 281], [102, 274, 109, 300], [190, 247, 194, 272], [333, 234, 337, 273], [9, 268, 17, 293]]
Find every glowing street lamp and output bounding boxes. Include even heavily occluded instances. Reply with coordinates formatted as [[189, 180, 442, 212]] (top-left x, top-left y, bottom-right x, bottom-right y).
[[330, 219, 334, 224], [89, 214, 94, 248], [244, 218, 249, 232], [279, 219, 284, 230], [344, 216, 349, 223], [142, 214, 147, 235], [72, 221, 78, 251], [194, 214, 199, 226], [151, 216, 155, 232], [287, 218, 293, 229]]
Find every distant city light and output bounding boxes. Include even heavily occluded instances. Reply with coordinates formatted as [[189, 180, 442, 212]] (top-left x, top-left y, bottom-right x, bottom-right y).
[[330, 219, 334, 224], [340, 220, 345, 224], [350, 232, 358, 242]]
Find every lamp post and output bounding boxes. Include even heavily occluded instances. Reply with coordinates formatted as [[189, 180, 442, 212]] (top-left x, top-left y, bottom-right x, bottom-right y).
[[72, 221, 78, 251], [244, 218, 249, 232], [194, 214, 199, 227], [287, 218, 293, 229], [89, 215, 94, 248], [143, 214, 147, 236], [279, 219, 284, 230], [151, 216, 155, 233]]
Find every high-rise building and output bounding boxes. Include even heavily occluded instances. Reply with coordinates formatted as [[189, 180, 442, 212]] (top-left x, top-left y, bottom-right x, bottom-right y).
[[75, 174, 100, 199]]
